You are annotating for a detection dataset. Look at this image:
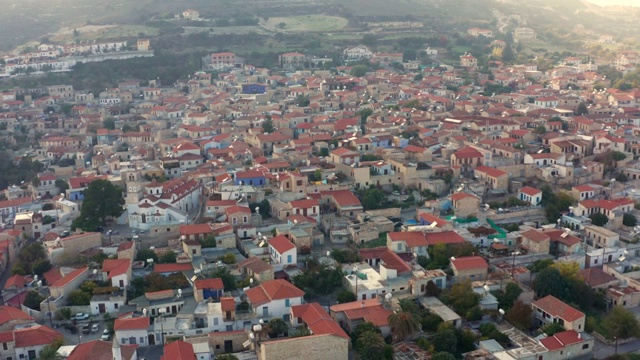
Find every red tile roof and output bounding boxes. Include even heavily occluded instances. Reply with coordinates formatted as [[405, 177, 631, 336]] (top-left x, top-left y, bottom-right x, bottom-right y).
[[424, 231, 465, 246], [573, 185, 595, 192], [194, 278, 224, 290], [451, 256, 488, 271], [532, 295, 585, 322], [68, 340, 138, 360], [4, 275, 25, 290], [475, 165, 507, 178], [451, 192, 479, 202], [102, 259, 131, 279], [14, 325, 61, 348], [291, 303, 349, 339], [358, 247, 411, 274], [221, 297, 235, 312], [268, 235, 296, 254], [323, 190, 362, 208], [161, 340, 196, 360], [0, 306, 33, 325], [388, 232, 428, 247], [51, 267, 88, 288], [520, 186, 541, 196], [153, 263, 193, 273], [117, 241, 134, 252], [453, 146, 483, 159], [180, 223, 213, 236], [539, 330, 583, 351], [245, 279, 304, 306], [331, 299, 394, 327], [114, 317, 150, 331], [521, 229, 550, 243], [419, 213, 450, 228]]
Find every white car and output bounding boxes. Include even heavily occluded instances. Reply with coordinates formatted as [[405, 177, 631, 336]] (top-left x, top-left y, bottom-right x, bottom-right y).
[[73, 313, 89, 321], [91, 323, 99, 333], [101, 329, 110, 341]]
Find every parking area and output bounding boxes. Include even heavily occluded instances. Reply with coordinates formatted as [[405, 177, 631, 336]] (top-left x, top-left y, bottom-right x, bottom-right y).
[[56, 319, 106, 345]]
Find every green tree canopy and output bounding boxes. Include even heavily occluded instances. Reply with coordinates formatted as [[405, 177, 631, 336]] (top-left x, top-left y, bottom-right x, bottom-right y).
[[72, 179, 124, 231], [356, 330, 386, 360], [24, 290, 45, 310], [604, 306, 640, 340], [103, 117, 116, 130], [505, 300, 532, 331], [388, 311, 421, 342]]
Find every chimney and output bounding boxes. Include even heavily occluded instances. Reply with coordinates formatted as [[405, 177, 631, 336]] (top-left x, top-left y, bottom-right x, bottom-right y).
[[361, 301, 365, 308]]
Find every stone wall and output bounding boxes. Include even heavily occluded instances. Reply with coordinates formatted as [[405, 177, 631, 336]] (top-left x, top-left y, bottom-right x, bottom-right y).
[[258, 334, 348, 360]]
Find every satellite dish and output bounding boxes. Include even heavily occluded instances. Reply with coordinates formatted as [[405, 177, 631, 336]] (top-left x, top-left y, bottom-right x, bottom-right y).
[[483, 284, 490, 292], [92, 269, 97, 275], [385, 293, 392, 300], [177, 289, 182, 298], [142, 308, 147, 316], [499, 308, 505, 315], [37, 280, 42, 287], [259, 319, 264, 325]]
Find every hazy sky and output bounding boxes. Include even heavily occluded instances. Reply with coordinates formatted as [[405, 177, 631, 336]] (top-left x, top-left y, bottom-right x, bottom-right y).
[[585, 0, 640, 6]]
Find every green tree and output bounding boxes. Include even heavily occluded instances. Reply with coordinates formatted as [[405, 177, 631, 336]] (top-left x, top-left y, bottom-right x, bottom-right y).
[[199, 234, 217, 248], [262, 116, 276, 134], [493, 282, 523, 310], [425, 280, 441, 297], [215, 355, 239, 360], [337, 290, 356, 303], [267, 318, 289, 337], [529, 259, 554, 273], [433, 326, 458, 353], [421, 313, 443, 332], [431, 352, 456, 360], [24, 290, 45, 310], [443, 280, 480, 315], [603, 306, 640, 341], [55, 308, 72, 321], [398, 298, 420, 314], [37, 338, 63, 360], [589, 213, 609, 227], [295, 94, 310, 107], [72, 179, 124, 231], [506, 300, 532, 330], [388, 311, 421, 342], [532, 267, 571, 301], [220, 253, 236, 264], [67, 289, 91, 306], [576, 103, 589, 116], [351, 65, 368, 77], [208, 268, 237, 292], [362, 34, 378, 48], [534, 125, 547, 135], [55, 179, 69, 193], [103, 117, 116, 130], [616, 173, 628, 183], [136, 249, 158, 263], [541, 322, 565, 336], [623, 213, 637, 227], [357, 108, 373, 124], [360, 187, 386, 210], [351, 321, 381, 346], [356, 330, 386, 360], [159, 251, 177, 264]]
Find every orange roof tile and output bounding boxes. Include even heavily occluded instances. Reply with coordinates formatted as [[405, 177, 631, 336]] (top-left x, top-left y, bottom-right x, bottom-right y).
[[532, 295, 585, 322], [245, 279, 304, 306], [114, 317, 150, 331]]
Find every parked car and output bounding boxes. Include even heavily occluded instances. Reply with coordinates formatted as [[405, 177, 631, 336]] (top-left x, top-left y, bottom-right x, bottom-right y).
[[82, 324, 90, 334], [60, 230, 70, 238], [91, 323, 99, 333], [73, 313, 89, 321], [101, 329, 110, 341], [64, 323, 77, 334]]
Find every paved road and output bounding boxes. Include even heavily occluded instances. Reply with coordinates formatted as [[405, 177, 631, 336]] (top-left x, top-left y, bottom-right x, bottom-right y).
[[593, 337, 640, 359]]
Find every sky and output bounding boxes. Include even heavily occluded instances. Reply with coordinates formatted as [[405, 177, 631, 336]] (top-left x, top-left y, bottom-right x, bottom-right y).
[[584, 0, 640, 6]]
